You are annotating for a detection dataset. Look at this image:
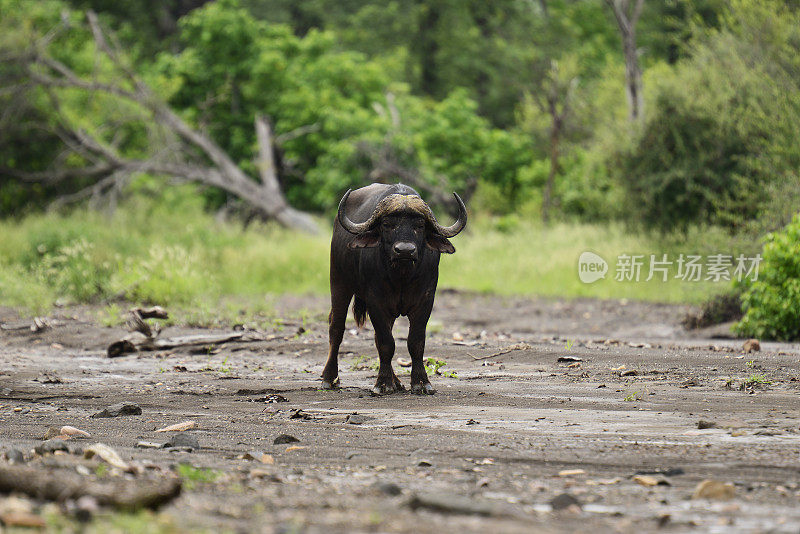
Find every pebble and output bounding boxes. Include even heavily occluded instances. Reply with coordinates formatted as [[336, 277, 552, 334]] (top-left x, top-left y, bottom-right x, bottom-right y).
[[375, 482, 402, 495], [5, 448, 25, 464], [156, 420, 197, 432], [345, 451, 361, 460], [166, 432, 200, 450], [273, 434, 300, 445], [743, 339, 761, 353], [550, 493, 582, 511], [417, 459, 433, 467], [84, 443, 131, 471], [346, 414, 372, 425], [91, 402, 142, 418], [693, 479, 736, 500], [135, 441, 163, 449], [698, 420, 718, 429], [34, 439, 69, 455]]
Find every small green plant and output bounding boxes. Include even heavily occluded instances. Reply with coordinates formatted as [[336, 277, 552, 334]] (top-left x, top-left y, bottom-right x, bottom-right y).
[[623, 391, 642, 402], [175, 463, 220, 490], [741, 374, 771, 388], [425, 358, 457, 378], [99, 303, 125, 327], [746, 359, 755, 368], [350, 355, 379, 371], [94, 463, 108, 477]]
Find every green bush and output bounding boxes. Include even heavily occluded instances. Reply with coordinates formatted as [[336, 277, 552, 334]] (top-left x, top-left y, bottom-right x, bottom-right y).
[[734, 214, 800, 341]]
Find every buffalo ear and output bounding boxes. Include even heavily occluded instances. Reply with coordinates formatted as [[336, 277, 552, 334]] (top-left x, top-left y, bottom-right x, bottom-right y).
[[427, 234, 455, 254], [348, 231, 380, 249]]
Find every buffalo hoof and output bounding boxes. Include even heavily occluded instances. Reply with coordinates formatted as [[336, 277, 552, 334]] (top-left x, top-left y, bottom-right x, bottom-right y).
[[321, 376, 340, 390], [410, 382, 436, 395], [371, 375, 405, 396]]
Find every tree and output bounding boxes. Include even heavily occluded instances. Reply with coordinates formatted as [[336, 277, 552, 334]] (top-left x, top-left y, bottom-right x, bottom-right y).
[[0, 5, 318, 231], [605, 0, 645, 124]]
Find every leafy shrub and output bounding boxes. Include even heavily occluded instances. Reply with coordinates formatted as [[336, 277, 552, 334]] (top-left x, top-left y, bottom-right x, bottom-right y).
[[734, 214, 800, 341]]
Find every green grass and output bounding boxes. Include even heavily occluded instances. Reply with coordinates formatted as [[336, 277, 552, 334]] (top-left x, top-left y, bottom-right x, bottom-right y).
[[0, 195, 757, 317]]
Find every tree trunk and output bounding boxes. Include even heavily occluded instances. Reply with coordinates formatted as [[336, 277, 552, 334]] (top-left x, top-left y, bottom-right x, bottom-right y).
[[605, 0, 645, 124]]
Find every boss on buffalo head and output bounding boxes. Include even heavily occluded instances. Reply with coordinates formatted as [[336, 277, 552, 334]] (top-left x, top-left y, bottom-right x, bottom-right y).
[[337, 190, 467, 265]]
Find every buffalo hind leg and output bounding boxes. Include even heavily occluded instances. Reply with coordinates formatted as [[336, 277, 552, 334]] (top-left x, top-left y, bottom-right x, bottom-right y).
[[369, 309, 403, 395], [321, 287, 352, 389], [408, 301, 435, 395]]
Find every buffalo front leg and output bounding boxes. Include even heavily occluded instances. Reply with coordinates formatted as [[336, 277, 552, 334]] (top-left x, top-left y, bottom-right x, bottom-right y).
[[368, 309, 403, 395], [321, 287, 352, 389], [408, 302, 435, 395]]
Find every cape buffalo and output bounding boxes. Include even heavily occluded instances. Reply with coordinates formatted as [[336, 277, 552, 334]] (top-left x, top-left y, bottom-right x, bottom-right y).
[[321, 183, 467, 395]]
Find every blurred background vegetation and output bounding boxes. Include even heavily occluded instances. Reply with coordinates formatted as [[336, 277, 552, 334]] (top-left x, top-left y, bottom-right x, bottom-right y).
[[1, 0, 799, 337]]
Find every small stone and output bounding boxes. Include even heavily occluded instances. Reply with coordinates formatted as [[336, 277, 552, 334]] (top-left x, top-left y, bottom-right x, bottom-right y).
[[43, 426, 63, 439], [633, 475, 660, 487], [550, 493, 581, 511], [91, 402, 142, 418], [74, 495, 99, 522], [558, 469, 585, 477], [346, 414, 372, 425], [452, 332, 464, 342], [743, 339, 760, 353], [693, 479, 736, 500], [5, 448, 25, 464], [155, 420, 196, 432], [135, 441, 163, 449], [620, 369, 638, 377], [376, 482, 402, 495], [285, 445, 305, 452], [417, 459, 433, 467], [273, 434, 300, 445], [84, 443, 130, 471], [34, 439, 69, 455], [345, 451, 361, 460], [698, 420, 718, 429], [166, 432, 200, 450]]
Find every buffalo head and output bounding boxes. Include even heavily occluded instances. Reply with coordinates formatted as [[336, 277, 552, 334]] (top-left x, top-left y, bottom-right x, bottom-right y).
[[337, 190, 467, 268]]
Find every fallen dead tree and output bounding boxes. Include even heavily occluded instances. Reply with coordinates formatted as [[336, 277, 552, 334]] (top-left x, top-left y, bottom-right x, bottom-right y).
[[4, 11, 318, 233], [108, 307, 266, 357], [0, 465, 181, 511]]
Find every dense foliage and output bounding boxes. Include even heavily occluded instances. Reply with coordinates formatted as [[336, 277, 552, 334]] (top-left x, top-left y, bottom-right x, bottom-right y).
[[1, 0, 799, 231], [735, 215, 800, 341]]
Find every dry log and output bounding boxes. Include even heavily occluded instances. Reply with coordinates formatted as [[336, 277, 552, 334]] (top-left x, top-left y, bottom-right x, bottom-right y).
[[0, 465, 181, 511]]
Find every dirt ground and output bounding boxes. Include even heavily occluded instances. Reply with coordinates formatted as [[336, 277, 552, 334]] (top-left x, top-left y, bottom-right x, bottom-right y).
[[1, 292, 800, 533]]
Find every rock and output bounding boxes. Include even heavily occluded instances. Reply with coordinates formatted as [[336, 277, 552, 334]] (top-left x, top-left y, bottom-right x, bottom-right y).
[[155, 420, 196, 432], [273, 434, 300, 445], [84, 443, 131, 471], [743, 339, 760, 353], [557, 356, 583, 363], [284, 445, 305, 452], [633, 474, 659, 487], [550, 493, 582, 511], [34, 439, 69, 455], [558, 469, 585, 477], [407, 492, 500, 516], [91, 402, 142, 418], [135, 441, 163, 449], [417, 459, 433, 467], [397, 358, 412, 367], [165, 432, 200, 450], [452, 332, 464, 342], [74, 495, 99, 522], [692, 479, 735, 500], [345, 451, 361, 460], [346, 414, 373, 425], [240, 452, 274, 464], [620, 369, 638, 377], [107, 339, 137, 358], [376, 482, 402, 496], [43, 426, 63, 440], [60, 426, 91, 439], [698, 420, 718, 429], [4, 449, 25, 465]]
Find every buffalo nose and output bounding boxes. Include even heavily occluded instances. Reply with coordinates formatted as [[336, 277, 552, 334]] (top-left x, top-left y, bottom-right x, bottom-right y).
[[393, 242, 417, 257]]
